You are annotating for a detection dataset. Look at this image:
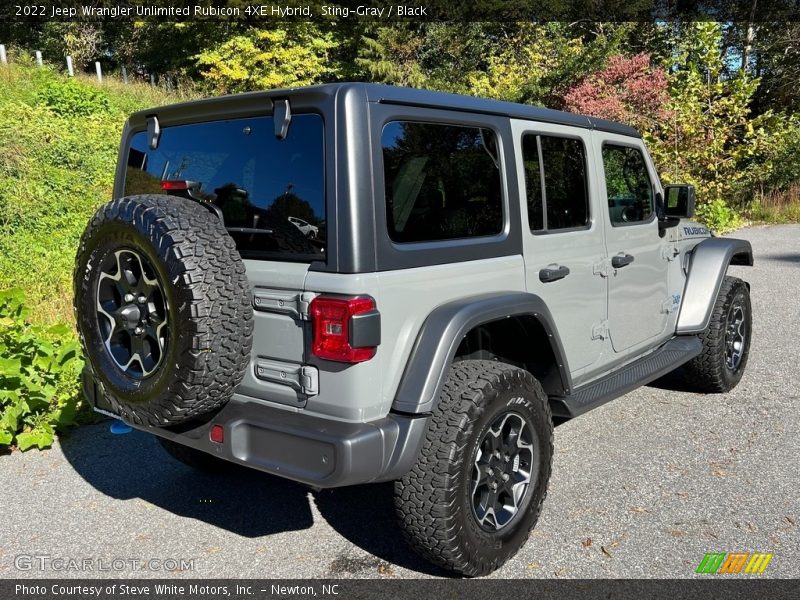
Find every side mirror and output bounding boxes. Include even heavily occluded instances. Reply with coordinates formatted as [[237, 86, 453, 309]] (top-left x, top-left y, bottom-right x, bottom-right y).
[[664, 184, 696, 219], [655, 191, 679, 237]]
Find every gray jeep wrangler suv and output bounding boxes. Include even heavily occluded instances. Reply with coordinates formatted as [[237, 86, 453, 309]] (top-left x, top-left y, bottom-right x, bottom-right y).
[[75, 84, 753, 576]]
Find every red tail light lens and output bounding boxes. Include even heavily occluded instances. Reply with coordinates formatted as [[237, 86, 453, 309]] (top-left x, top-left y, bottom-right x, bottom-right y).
[[310, 296, 377, 363], [161, 180, 191, 191]]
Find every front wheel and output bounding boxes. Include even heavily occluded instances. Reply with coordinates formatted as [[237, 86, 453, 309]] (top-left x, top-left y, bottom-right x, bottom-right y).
[[394, 360, 553, 577], [682, 276, 752, 393]]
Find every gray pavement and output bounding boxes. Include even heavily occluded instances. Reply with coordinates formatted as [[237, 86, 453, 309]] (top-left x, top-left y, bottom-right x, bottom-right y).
[[1, 225, 798, 579]]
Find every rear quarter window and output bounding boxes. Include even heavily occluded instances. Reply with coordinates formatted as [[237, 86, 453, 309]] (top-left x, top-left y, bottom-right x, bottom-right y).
[[124, 114, 326, 262], [381, 121, 503, 244]]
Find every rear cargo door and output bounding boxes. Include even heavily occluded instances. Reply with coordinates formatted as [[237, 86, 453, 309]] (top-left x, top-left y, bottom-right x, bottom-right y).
[[122, 113, 328, 407]]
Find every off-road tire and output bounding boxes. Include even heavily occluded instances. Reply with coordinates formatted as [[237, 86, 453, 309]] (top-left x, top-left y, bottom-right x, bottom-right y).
[[395, 360, 553, 577], [681, 276, 751, 393], [74, 194, 254, 427], [157, 437, 231, 473]]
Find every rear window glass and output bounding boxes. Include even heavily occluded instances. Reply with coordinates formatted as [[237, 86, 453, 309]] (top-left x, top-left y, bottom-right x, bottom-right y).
[[382, 121, 503, 243], [124, 114, 326, 262]]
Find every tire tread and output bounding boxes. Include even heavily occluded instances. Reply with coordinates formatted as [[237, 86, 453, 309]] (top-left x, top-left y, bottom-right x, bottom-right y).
[[74, 194, 254, 426], [394, 360, 552, 576], [681, 275, 750, 393]]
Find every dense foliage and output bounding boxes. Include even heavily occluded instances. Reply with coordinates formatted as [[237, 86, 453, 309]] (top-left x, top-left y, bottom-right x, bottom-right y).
[[0, 288, 83, 450], [197, 25, 338, 93]]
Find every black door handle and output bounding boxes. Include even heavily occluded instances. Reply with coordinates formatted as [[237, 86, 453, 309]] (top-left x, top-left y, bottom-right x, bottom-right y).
[[611, 254, 635, 268], [539, 265, 570, 283]]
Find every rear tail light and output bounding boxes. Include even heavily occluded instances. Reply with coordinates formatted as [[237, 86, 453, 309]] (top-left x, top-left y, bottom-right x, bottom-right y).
[[161, 180, 199, 191], [309, 295, 378, 363]]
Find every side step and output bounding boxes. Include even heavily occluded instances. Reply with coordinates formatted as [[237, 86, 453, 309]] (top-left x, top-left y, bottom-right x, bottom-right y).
[[554, 336, 702, 418]]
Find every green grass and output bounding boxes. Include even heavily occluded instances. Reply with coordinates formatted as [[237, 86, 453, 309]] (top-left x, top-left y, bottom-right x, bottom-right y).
[[0, 61, 187, 325], [746, 185, 800, 224]]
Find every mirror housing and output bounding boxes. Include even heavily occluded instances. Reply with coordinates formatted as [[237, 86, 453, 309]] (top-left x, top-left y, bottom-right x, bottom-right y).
[[656, 191, 679, 237], [664, 184, 696, 219]]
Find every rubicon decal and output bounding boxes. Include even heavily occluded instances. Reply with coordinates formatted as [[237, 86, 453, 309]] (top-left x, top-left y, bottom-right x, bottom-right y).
[[683, 226, 710, 236], [696, 552, 773, 574]]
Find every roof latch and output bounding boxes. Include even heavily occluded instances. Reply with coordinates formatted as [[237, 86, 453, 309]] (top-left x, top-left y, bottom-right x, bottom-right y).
[[146, 115, 161, 150], [274, 99, 292, 140]]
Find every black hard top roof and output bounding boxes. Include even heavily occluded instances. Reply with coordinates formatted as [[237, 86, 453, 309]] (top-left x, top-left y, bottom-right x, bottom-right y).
[[132, 82, 641, 139], [359, 83, 641, 138]]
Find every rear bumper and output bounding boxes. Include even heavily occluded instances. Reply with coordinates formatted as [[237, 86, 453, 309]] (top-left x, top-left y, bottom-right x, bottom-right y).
[[83, 371, 429, 488]]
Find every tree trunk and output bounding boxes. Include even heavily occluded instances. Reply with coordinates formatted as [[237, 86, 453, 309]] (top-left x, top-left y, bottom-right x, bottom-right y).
[[742, 0, 758, 73]]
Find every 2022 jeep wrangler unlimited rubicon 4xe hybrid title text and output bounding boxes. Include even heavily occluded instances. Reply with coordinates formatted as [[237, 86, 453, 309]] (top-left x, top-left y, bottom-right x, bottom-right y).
[[75, 84, 753, 576]]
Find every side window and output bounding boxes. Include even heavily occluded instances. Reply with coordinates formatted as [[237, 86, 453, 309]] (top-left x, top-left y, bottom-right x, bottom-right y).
[[602, 144, 654, 225], [522, 134, 589, 232], [382, 121, 503, 243]]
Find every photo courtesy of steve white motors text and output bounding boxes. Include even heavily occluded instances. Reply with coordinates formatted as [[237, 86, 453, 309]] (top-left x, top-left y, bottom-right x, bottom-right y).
[[14, 583, 342, 597]]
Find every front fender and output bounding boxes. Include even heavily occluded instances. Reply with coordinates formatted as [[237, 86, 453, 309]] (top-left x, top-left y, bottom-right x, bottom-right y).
[[392, 292, 570, 414], [677, 237, 753, 334]]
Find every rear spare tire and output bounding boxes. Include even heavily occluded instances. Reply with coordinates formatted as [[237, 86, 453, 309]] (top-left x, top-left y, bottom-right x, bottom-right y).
[[74, 194, 253, 426]]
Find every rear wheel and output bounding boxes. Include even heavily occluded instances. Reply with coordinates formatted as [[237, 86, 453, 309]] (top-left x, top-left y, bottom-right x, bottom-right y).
[[394, 360, 553, 576], [682, 276, 752, 392]]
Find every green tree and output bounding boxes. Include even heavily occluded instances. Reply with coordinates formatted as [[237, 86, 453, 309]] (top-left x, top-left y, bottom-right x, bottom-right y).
[[38, 22, 103, 70], [355, 24, 429, 87], [196, 25, 338, 94], [465, 23, 631, 105], [650, 22, 778, 229]]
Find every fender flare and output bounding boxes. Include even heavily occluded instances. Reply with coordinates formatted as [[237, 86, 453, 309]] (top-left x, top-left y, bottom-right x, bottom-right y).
[[392, 292, 571, 414], [677, 237, 753, 334]]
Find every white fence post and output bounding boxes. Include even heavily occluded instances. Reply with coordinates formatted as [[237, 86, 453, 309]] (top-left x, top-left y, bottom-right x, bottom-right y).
[[121, 66, 128, 84], [150, 73, 155, 87], [66, 56, 74, 76], [35, 50, 42, 66], [95, 61, 102, 82], [0, 45, 7, 64]]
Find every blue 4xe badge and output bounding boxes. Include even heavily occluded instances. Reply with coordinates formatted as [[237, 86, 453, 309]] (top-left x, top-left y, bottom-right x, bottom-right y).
[[684, 226, 709, 236]]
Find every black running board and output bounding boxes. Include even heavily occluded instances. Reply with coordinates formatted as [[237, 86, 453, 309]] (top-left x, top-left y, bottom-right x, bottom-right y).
[[552, 336, 702, 418]]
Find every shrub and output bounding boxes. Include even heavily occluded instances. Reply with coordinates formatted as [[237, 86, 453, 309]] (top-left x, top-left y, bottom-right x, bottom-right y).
[[196, 26, 337, 94], [0, 288, 84, 450], [36, 77, 110, 117], [695, 198, 743, 233]]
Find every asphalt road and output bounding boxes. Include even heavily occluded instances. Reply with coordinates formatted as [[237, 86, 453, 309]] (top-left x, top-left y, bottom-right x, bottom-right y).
[[1, 225, 798, 580]]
